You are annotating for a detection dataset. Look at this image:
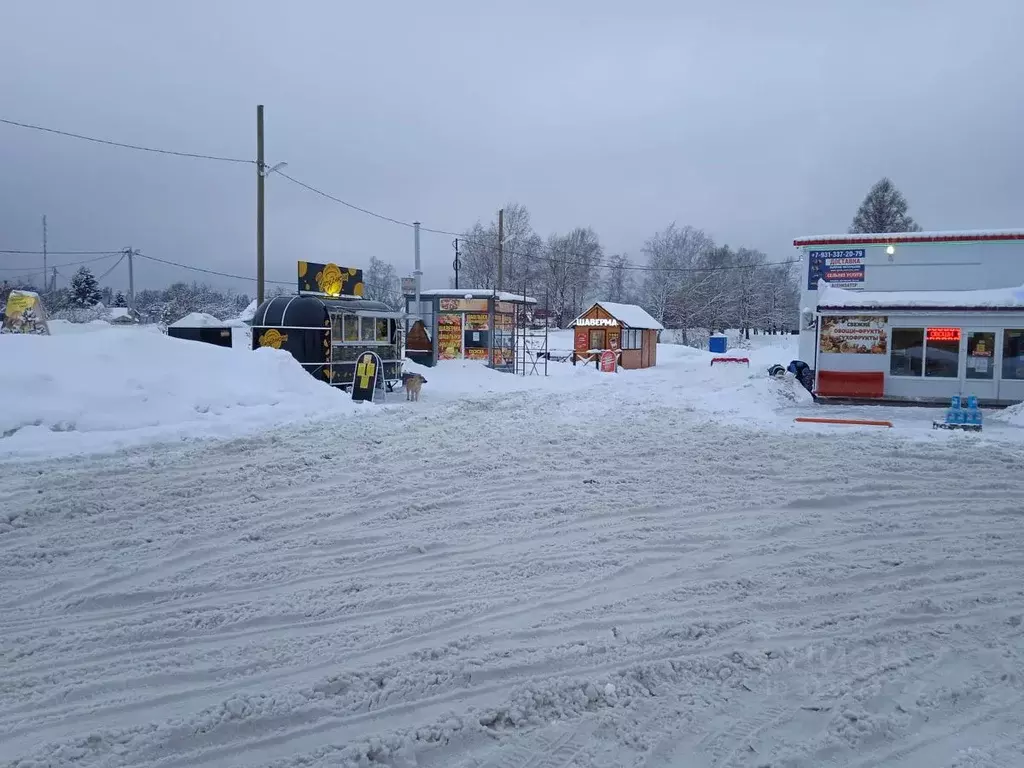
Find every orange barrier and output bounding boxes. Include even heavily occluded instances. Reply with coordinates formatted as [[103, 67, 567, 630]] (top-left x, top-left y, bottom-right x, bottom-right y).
[[794, 417, 893, 428], [710, 356, 749, 366]]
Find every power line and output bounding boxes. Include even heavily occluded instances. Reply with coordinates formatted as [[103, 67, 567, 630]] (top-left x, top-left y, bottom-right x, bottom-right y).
[[0, 248, 122, 255], [275, 171, 798, 274], [133, 251, 405, 296], [0, 117, 255, 165], [96, 253, 127, 281], [0, 253, 120, 272], [276, 172, 416, 229]]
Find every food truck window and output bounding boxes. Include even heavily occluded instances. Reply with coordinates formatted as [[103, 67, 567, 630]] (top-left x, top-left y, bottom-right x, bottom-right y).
[[360, 316, 376, 342], [966, 331, 995, 380], [890, 328, 923, 376], [376, 318, 390, 342], [621, 329, 642, 350], [924, 328, 960, 378], [1002, 330, 1024, 379], [343, 314, 359, 342]]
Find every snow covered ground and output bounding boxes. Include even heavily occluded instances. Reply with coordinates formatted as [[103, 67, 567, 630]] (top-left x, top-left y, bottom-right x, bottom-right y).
[[2, 328, 1024, 767]]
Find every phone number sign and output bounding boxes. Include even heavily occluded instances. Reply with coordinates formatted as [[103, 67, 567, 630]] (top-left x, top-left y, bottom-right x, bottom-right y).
[[807, 249, 866, 290]]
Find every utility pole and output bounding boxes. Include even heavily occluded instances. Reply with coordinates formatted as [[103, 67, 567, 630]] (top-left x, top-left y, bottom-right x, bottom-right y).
[[126, 248, 136, 312], [42, 215, 47, 292], [49, 267, 57, 294], [413, 222, 422, 318], [256, 104, 265, 306], [452, 238, 460, 290], [496, 208, 504, 292]]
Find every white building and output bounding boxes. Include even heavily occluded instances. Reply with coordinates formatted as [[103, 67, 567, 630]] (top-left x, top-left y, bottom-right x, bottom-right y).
[[794, 230, 1024, 405]]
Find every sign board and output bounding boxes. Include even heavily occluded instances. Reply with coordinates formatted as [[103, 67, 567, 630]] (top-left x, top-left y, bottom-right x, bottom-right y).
[[437, 313, 463, 359], [1, 290, 50, 335], [808, 249, 866, 290], [576, 317, 618, 327], [298, 261, 364, 297], [439, 297, 488, 312], [600, 349, 617, 372], [819, 315, 888, 354], [401, 277, 416, 295], [351, 351, 383, 402]]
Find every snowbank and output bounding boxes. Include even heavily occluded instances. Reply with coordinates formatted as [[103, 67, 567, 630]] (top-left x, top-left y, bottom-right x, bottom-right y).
[[0, 329, 357, 459]]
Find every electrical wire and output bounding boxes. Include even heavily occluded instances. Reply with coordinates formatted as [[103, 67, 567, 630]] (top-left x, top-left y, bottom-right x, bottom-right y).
[[0, 117, 255, 165], [275, 171, 798, 274], [0, 252, 121, 272], [0, 249, 123, 255], [96, 253, 126, 281], [133, 251, 405, 296]]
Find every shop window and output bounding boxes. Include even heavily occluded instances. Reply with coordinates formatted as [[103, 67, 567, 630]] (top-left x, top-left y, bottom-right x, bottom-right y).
[[966, 331, 995, 380], [343, 314, 359, 342], [1003, 330, 1024, 380], [376, 318, 390, 342], [621, 329, 642, 350], [924, 327, 960, 378], [890, 328, 923, 376], [360, 316, 376, 342]]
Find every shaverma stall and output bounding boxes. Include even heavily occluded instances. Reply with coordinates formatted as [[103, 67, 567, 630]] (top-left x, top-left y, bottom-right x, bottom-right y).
[[251, 261, 406, 389]]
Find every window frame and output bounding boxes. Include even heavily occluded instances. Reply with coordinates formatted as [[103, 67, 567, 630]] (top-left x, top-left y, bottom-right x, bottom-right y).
[[889, 327, 925, 378], [1002, 328, 1024, 380]]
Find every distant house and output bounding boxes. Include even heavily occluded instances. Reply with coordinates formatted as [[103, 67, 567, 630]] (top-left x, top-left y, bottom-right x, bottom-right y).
[[107, 307, 140, 325]]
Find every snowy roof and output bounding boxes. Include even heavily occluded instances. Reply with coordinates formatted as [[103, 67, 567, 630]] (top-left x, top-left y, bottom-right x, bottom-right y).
[[169, 312, 225, 328], [571, 301, 664, 330], [108, 308, 131, 319], [818, 283, 1024, 311], [413, 289, 537, 304], [794, 229, 1024, 247]]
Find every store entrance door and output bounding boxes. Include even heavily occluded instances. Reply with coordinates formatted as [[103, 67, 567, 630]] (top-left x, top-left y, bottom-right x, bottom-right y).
[[961, 329, 999, 402], [589, 328, 606, 353]]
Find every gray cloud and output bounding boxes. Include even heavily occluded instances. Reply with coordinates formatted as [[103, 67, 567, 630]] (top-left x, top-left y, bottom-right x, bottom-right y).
[[2, 0, 1022, 296]]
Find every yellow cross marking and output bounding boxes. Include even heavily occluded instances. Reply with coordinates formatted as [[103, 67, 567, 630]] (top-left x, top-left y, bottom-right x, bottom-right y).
[[356, 356, 376, 389]]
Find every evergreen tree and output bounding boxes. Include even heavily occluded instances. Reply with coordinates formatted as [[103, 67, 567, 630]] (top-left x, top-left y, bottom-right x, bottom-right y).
[[113, 291, 127, 307], [849, 178, 922, 233], [70, 267, 103, 308]]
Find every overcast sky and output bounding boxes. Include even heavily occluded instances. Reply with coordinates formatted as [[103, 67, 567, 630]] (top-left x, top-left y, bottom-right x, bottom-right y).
[[2, 0, 1023, 297]]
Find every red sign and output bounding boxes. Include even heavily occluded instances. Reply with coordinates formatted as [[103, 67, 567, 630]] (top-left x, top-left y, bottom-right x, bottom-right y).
[[600, 350, 617, 373], [927, 327, 961, 342]]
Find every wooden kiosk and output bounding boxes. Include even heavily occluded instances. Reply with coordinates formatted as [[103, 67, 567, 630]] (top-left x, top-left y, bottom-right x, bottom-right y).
[[251, 261, 406, 389], [569, 301, 663, 370]]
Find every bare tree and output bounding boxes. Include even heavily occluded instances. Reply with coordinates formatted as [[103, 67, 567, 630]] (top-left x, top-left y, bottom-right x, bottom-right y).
[[602, 254, 637, 303], [544, 227, 603, 325], [363, 256, 402, 310], [457, 203, 543, 293]]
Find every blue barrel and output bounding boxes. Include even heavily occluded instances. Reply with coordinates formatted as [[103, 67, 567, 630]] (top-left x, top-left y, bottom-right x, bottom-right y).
[[709, 335, 728, 354]]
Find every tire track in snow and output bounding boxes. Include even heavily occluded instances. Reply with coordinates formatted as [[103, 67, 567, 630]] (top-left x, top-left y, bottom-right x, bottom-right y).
[[2, 389, 1024, 766]]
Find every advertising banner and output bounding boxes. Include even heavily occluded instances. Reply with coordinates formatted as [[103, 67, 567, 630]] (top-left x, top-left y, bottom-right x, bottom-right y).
[[808, 249, 866, 290], [819, 315, 888, 354], [437, 314, 463, 359], [298, 261, 364, 297], [439, 298, 488, 312]]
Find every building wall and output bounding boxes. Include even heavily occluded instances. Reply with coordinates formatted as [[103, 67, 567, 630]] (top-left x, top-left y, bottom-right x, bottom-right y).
[[815, 309, 1024, 404], [798, 239, 1024, 362]]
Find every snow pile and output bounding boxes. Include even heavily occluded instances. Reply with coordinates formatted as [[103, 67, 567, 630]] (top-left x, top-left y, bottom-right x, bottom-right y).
[[0, 329, 357, 458], [989, 402, 1024, 427]]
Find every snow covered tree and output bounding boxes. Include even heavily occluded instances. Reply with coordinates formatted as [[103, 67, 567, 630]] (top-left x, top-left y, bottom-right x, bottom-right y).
[[544, 227, 603, 326], [364, 256, 402, 310], [602, 254, 637, 303], [849, 178, 922, 233], [457, 203, 544, 293], [113, 291, 127, 308], [70, 266, 102, 308], [640, 223, 714, 333]]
